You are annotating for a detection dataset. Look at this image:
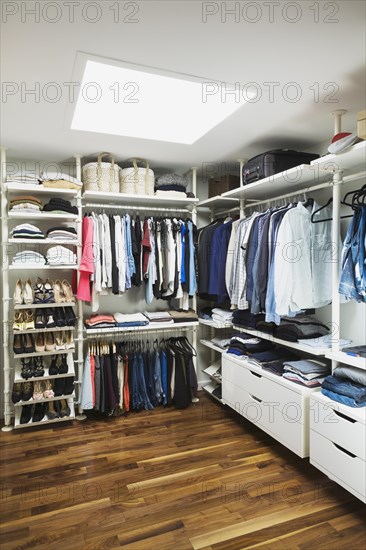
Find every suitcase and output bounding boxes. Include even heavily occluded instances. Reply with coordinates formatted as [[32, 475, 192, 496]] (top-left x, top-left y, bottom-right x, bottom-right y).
[[242, 149, 319, 185]]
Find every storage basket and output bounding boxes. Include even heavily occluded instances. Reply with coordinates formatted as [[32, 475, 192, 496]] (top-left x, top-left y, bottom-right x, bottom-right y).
[[208, 174, 240, 198], [120, 158, 155, 195], [82, 152, 120, 193]]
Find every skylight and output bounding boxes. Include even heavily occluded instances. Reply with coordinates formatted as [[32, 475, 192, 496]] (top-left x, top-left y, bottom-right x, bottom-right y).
[[70, 59, 248, 144]]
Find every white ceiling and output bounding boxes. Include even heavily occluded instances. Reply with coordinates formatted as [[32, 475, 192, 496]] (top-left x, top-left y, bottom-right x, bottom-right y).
[[1, 0, 365, 173]]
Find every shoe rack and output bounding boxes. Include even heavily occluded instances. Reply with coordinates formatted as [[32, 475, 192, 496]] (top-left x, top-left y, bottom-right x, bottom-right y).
[[0, 148, 85, 430]]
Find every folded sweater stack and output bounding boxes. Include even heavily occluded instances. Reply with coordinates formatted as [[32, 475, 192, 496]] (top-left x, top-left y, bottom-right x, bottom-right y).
[[46, 227, 77, 240], [40, 172, 82, 190], [10, 223, 44, 239], [114, 312, 149, 327], [155, 173, 188, 198], [43, 198, 78, 215], [143, 311, 173, 324], [12, 251, 46, 265], [9, 195, 42, 213], [46, 245, 76, 265]]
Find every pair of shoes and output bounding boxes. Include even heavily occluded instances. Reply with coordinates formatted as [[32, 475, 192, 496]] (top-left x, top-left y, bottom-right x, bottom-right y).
[[49, 355, 69, 375], [53, 280, 75, 303], [35, 332, 57, 352], [13, 279, 33, 305], [46, 400, 70, 419], [54, 376, 74, 396], [33, 278, 55, 304], [32, 381, 44, 400], [13, 334, 34, 354], [20, 357, 44, 379], [11, 381, 33, 403], [13, 311, 35, 331]]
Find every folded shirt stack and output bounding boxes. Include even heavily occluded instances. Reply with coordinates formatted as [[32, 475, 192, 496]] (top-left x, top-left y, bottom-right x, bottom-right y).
[[154, 173, 188, 197], [232, 309, 264, 330], [211, 336, 233, 350], [9, 195, 43, 213], [46, 226, 78, 240], [10, 223, 44, 239], [168, 309, 198, 323], [143, 311, 173, 324], [43, 198, 78, 215], [46, 245, 77, 265], [85, 314, 116, 329], [7, 172, 40, 185], [227, 334, 275, 357], [274, 315, 330, 342], [40, 172, 82, 190], [12, 251, 46, 265], [322, 373, 366, 407], [297, 335, 352, 350], [212, 308, 233, 325], [247, 348, 299, 369], [114, 312, 149, 327], [283, 359, 331, 387], [199, 307, 213, 320]]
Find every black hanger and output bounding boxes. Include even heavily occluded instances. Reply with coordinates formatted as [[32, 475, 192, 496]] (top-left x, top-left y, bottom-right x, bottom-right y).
[[311, 196, 354, 224]]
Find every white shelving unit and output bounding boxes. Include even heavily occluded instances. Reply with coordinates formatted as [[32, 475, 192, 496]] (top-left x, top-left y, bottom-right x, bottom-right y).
[[325, 351, 366, 370], [0, 149, 84, 430], [85, 321, 198, 336], [83, 190, 199, 209]]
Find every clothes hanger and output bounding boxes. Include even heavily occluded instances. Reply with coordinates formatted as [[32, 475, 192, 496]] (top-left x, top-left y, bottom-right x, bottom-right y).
[[310, 195, 355, 223]]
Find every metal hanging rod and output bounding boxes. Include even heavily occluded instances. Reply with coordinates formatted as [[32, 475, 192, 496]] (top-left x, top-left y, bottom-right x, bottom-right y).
[[82, 203, 190, 213], [85, 326, 193, 338]]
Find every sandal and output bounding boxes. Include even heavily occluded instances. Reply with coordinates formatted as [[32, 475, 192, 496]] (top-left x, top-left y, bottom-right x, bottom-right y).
[[53, 280, 66, 303], [32, 381, 44, 400], [13, 311, 24, 332], [33, 357, 44, 377], [61, 280, 75, 303], [43, 279, 55, 304], [23, 310, 35, 331], [43, 380, 54, 399], [21, 358, 34, 380], [33, 278, 45, 304]]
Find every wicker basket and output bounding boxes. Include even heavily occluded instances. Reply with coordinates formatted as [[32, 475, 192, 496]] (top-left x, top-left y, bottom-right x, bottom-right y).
[[82, 152, 120, 193], [120, 158, 154, 195]]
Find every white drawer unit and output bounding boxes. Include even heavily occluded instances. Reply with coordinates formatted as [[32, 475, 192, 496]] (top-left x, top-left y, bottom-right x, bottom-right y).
[[222, 355, 316, 458], [310, 393, 366, 503]]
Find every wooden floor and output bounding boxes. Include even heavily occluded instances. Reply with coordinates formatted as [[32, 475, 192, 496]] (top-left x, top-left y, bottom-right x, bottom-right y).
[[0, 392, 365, 550]]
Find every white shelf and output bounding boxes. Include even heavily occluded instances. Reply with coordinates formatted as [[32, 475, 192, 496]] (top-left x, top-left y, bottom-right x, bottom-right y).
[[221, 164, 331, 202], [199, 319, 233, 329], [14, 400, 75, 428], [82, 190, 199, 208], [197, 196, 240, 209], [8, 264, 78, 270], [14, 392, 75, 407], [311, 141, 366, 173], [311, 390, 366, 424], [203, 363, 222, 384], [14, 302, 75, 310], [6, 183, 79, 196], [8, 212, 78, 220], [13, 326, 74, 335], [232, 325, 328, 356], [7, 239, 78, 245], [200, 339, 226, 354], [202, 381, 223, 403], [326, 350, 366, 370], [85, 321, 199, 335], [13, 348, 75, 360]]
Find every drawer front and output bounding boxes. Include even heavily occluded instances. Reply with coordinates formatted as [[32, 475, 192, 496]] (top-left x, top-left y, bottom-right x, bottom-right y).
[[222, 356, 304, 423], [223, 379, 306, 457], [310, 397, 366, 461], [310, 430, 366, 499]]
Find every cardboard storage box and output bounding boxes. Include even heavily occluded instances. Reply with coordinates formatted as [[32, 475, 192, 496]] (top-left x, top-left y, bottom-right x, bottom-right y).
[[208, 174, 240, 198]]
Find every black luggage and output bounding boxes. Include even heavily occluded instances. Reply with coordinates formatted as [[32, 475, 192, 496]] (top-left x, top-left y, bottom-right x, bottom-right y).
[[242, 149, 319, 185]]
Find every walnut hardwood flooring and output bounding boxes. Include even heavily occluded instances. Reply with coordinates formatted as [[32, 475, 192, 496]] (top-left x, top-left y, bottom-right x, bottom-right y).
[[0, 393, 365, 549]]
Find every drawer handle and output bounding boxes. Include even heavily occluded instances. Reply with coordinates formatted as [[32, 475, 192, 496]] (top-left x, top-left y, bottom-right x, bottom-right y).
[[333, 410, 356, 423], [249, 370, 262, 378], [333, 442, 357, 458], [249, 394, 262, 403]]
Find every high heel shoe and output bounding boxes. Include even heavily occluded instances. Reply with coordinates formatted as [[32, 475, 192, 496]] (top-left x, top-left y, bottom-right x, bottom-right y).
[[43, 279, 55, 304], [22, 381, 33, 401], [23, 333, 35, 354], [13, 279, 23, 305], [61, 280, 75, 303], [58, 354, 69, 375], [63, 376, 75, 396], [35, 309, 46, 329], [54, 308, 67, 328], [48, 356, 59, 376], [43, 379, 54, 399], [23, 310, 35, 330], [20, 404, 32, 424], [23, 278, 34, 304], [45, 402, 57, 420], [33, 357, 44, 377], [13, 334, 24, 354], [54, 377, 65, 396], [21, 358, 34, 380], [59, 399, 71, 418], [55, 331, 66, 351], [32, 381, 44, 400], [35, 333, 45, 352], [32, 402, 46, 422], [11, 382, 23, 404], [33, 278, 45, 304], [65, 331, 74, 350], [52, 400, 61, 418], [45, 332, 55, 351], [45, 309, 56, 329], [64, 307, 76, 327], [13, 311, 24, 331], [53, 280, 66, 303]]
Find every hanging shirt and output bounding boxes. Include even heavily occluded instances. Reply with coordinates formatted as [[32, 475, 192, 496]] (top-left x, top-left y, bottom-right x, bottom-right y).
[[77, 216, 94, 302]]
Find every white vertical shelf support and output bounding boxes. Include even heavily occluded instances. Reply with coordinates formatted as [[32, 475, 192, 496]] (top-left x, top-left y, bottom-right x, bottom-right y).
[[74, 155, 86, 420], [331, 169, 343, 370], [237, 158, 246, 217], [1, 146, 13, 431], [191, 167, 199, 401]]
